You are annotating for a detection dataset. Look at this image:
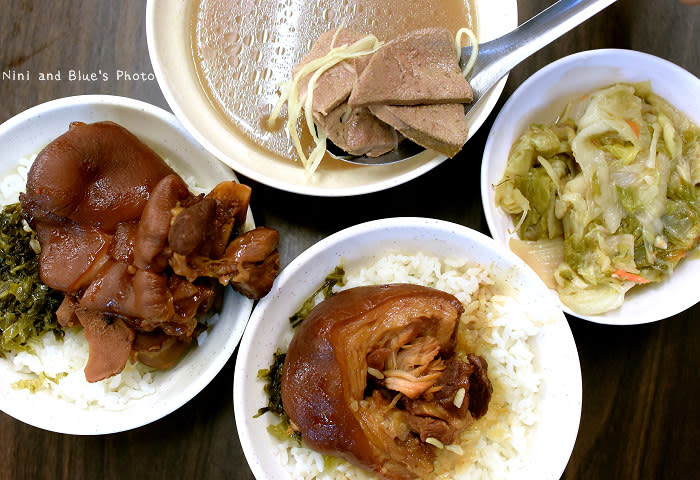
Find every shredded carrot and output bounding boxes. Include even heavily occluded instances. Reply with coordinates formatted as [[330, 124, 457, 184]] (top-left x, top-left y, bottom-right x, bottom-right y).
[[612, 268, 649, 284], [580, 94, 589, 101], [626, 120, 641, 137]]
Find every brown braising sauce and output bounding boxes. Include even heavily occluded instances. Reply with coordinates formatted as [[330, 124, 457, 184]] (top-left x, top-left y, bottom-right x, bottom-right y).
[[191, 0, 477, 162]]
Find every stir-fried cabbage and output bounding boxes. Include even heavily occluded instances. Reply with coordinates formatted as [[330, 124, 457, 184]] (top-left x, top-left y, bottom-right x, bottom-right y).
[[496, 83, 700, 314]]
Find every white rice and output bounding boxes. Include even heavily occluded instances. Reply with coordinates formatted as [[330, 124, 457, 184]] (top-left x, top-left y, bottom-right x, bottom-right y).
[[0, 154, 35, 205], [4, 329, 157, 409], [0, 154, 210, 410], [273, 252, 545, 479]]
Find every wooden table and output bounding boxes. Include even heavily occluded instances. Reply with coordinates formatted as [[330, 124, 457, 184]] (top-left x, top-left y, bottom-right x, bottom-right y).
[[1, 1, 698, 478]]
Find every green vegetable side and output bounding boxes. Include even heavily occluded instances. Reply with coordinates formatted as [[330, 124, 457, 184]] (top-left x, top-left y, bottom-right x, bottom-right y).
[[289, 265, 345, 328], [495, 82, 700, 315], [0, 203, 64, 353], [257, 265, 346, 444]]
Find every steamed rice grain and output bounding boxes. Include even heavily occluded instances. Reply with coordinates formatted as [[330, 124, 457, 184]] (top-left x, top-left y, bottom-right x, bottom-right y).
[[0, 154, 34, 205]]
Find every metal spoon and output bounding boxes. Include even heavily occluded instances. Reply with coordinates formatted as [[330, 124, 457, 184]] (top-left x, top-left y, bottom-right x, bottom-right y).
[[329, 0, 618, 165]]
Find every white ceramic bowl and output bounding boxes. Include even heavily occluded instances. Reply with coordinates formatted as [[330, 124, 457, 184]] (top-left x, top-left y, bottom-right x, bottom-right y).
[[146, 0, 517, 196], [481, 49, 700, 325], [0, 95, 254, 434], [234, 217, 581, 479]]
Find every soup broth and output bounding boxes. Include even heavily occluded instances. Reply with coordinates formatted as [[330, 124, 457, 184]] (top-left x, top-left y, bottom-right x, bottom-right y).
[[192, 0, 477, 161]]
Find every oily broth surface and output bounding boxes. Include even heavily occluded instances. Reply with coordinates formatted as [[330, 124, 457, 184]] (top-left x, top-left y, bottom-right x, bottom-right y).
[[192, 0, 476, 161]]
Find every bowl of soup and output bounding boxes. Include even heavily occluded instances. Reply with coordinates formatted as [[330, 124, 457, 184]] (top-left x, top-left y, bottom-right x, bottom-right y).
[[146, 0, 517, 196]]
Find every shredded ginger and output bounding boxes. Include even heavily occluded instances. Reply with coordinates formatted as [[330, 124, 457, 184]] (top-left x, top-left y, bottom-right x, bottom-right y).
[[455, 27, 479, 78], [267, 32, 384, 178]]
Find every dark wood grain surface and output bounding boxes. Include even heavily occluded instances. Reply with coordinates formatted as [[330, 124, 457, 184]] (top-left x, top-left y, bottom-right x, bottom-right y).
[[0, 1, 698, 479]]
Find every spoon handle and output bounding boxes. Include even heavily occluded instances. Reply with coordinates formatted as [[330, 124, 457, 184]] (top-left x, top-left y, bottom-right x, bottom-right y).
[[464, 0, 618, 96]]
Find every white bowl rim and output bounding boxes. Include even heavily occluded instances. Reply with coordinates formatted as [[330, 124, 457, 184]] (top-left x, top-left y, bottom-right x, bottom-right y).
[[0, 94, 255, 434], [234, 216, 582, 480], [0, 94, 175, 132], [480, 48, 700, 325], [145, 0, 517, 197]]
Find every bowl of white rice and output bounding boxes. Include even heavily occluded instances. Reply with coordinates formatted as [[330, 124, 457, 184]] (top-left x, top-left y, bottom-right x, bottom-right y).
[[233, 217, 581, 479], [0, 95, 255, 434]]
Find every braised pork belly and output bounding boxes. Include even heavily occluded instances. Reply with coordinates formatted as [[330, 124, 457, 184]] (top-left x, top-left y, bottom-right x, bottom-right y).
[[20, 121, 280, 382], [281, 284, 492, 480]]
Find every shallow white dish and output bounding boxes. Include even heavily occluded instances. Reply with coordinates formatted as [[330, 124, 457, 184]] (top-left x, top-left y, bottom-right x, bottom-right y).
[[0, 95, 254, 434], [146, 0, 517, 196], [481, 49, 700, 325], [234, 217, 581, 479]]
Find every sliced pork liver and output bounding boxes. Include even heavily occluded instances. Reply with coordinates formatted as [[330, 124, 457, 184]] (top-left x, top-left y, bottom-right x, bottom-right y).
[[314, 104, 399, 157], [294, 29, 366, 116], [349, 28, 473, 107], [77, 309, 134, 383], [370, 104, 469, 158]]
